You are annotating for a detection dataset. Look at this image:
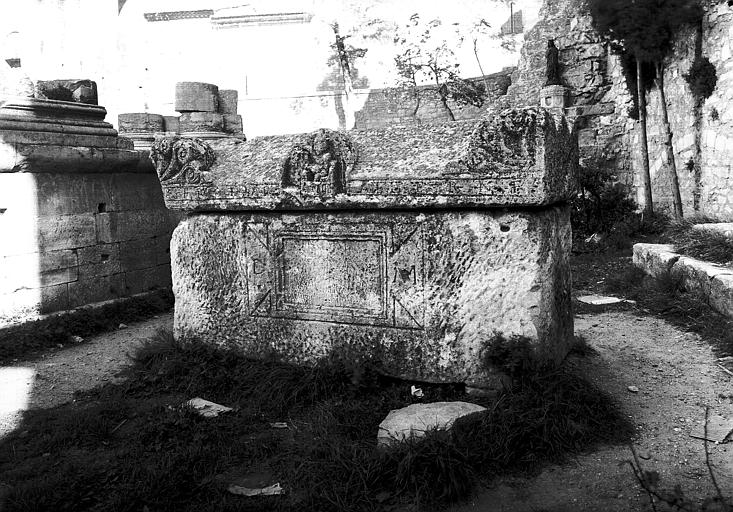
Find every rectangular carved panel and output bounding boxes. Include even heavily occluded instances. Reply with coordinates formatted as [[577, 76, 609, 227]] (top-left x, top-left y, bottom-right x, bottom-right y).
[[275, 232, 387, 322]]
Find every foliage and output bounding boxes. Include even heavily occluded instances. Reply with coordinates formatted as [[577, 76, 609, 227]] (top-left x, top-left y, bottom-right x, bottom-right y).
[[570, 157, 639, 250], [586, 0, 702, 64], [393, 14, 487, 120], [325, 22, 368, 90], [616, 48, 655, 120], [0, 331, 632, 511], [664, 216, 733, 266], [684, 55, 718, 101]]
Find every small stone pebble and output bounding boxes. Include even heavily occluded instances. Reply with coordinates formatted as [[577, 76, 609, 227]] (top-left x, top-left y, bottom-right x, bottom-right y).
[[627, 386, 639, 393], [118, 323, 128, 329]]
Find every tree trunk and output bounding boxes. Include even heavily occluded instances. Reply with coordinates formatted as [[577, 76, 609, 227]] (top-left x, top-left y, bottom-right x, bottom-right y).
[[473, 39, 490, 92], [637, 59, 654, 216], [333, 24, 355, 129], [656, 62, 684, 218]]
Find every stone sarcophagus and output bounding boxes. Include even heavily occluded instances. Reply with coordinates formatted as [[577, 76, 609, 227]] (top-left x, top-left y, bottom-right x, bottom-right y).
[[151, 107, 578, 390]]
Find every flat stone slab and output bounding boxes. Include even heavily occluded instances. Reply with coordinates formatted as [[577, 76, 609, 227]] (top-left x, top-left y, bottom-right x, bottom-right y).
[[171, 206, 573, 389], [633, 243, 733, 318], [377, 402, 486, 446], [151, 107, 578, 211]]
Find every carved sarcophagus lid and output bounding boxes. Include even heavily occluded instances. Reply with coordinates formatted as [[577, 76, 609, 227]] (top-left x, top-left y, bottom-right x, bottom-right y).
[[150, 107, 578, 211]]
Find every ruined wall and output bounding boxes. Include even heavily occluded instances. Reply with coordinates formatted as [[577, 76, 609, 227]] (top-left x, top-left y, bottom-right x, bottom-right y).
[[499, 0, 637, 189], [0, 94, 181, 326], [353, 71, 514, 129], [508, 0, 733, 218], [0, 172, 180, 325], [643, 3, 733, 218]]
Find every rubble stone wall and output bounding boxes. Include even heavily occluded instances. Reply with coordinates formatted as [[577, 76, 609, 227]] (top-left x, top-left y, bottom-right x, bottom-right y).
[[354, 70, 514, 129]]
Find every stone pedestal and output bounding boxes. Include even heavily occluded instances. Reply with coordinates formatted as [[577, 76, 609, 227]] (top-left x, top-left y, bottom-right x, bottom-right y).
[[540, 85, 569, 113], [151, 107, 578, 390]]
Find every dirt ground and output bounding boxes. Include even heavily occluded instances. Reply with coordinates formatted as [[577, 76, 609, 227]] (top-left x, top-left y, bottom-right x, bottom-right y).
[[2, 266, 733, 510]]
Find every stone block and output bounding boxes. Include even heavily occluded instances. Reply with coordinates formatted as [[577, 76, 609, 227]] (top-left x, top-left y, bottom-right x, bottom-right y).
[[120, 237, 168, 271], [108, 173, 166, 212], [95, 209, 175, 244], [118, 113, 165, 134], [38, 213, 97, 251], [179, 112, 225, 133], [670, 256, 732, 298], [163, 116, 180, 133], [632, 243, 679, 278], [710, 274, 733, 318], [692, 222, 733, 238], [175, 82, 219, 113], [34, 79, 98, 105], [68, 273, 126, 308], [170, 206, 573, 390], [223, 114, 243, 134], [377, 402, 486, 446], [218, 90, 239, 114], [124, 264, 172, 295], [34, 174, 114, 216]]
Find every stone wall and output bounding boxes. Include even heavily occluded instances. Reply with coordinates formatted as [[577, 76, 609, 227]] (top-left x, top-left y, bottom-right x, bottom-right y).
[[508, 0, 733, 218], [0, 96, 181, 326], [643, 3, 733, 218], [499, 0, 637, 190], [353, 71, 514, 129]]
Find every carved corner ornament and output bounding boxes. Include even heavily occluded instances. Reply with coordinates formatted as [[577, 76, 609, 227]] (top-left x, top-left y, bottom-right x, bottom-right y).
[[280, 128, 357, 196], [456, 106, 548, 174], [150, 136, 215, 185]]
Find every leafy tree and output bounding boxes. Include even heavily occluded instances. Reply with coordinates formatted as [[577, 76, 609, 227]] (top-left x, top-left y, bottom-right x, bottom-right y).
[[587, 0, 703, 218], [393, 14, 486, 121]]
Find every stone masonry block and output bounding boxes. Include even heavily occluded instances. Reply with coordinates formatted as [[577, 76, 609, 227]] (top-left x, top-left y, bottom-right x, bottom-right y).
[[164, 116, 180, 133], [179, 112, 225, 133], [632, 243, 679, 278], [68, 273, 126, 308], [218, 90, 238, 114], [710, 274, 733, 318], [670, 256, 733, 298], [95, 209, 174, 244], [125, 264, 172, 295], [171, 206, 573, 390], [118, 113, 165, 134], [175, 82, 219, 113], [223, 114, 243, 134], [38, 213, 97, 251], [120, 237, 168, 271]]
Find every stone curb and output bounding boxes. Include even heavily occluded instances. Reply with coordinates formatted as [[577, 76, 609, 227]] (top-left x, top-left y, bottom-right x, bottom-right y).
[[633, 243, 733, 318]]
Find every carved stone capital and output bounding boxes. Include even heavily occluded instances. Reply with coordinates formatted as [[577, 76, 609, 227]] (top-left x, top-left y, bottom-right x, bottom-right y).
[[150, 136, 215, 185], [280, 128, 357, 196]]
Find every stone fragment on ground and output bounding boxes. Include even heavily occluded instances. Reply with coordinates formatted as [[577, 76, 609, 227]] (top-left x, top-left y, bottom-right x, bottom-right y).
[[377, 401, 486, 447], [577, 295, 627, 306], [185, 397, 233, 418]]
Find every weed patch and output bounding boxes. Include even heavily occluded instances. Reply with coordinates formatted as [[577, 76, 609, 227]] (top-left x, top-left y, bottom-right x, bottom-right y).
[[664, 217, 733, 266], [0, 331, 632, 512]]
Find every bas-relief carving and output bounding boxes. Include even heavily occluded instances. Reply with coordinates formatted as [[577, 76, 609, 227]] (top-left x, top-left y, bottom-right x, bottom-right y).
[[244, 219, 424, 329], [280, 128, 357, 197], [150, 137, 216, 185]]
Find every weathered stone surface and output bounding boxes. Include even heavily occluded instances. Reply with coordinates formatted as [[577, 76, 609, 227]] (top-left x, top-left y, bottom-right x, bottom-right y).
[[171, 206, 573, 389], [634, 243, 733, 319], [35, 79, 98, 105], [377, 402, 486, 446], [175, 82, 219, 113], [710, 274, 733, 318], [95, 209, 177, 243], [124, 264, 172, 294], [179, 112, 225, 133], [223, 114, 243, 135], [632, 243, 679, 278], [118, 113, 165, 134], [163, 116, 180, 133], [152, 108, 578, 211], [218, 90, 239, 114], [68, 273, 126, 308]]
